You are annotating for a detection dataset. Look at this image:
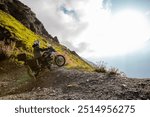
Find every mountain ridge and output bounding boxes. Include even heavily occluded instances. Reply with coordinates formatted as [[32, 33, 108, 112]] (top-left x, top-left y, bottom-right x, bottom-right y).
[[0, 0, 59, 42]]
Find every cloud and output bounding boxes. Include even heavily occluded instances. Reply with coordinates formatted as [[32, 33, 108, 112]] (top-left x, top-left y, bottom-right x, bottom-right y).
[[20, 0, 150, 60], [60, 5, 79, 21], [102, 0, 112, 10], [20, 0, 89, 52], [20, 0, 119, 58], [62, 40, 89, 53], [102, 0, 150, 14]]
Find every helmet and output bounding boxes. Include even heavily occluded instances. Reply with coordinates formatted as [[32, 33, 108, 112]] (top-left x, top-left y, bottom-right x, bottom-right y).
[[32, 40, 40, 47], [34, 40, 40, 45]]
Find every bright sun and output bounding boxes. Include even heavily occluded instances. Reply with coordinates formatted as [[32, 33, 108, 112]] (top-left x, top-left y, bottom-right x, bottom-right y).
[[104, 9, 150, 56], [79, 8, 150, 59], [87, 9, 150, 58]]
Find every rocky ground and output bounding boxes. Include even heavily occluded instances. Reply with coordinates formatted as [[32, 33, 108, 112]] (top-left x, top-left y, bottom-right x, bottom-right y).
[[0, 66, 150, 100]]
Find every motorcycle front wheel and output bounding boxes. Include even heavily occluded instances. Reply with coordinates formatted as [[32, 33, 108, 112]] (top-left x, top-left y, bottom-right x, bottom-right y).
[[54, 55, 66, 67]]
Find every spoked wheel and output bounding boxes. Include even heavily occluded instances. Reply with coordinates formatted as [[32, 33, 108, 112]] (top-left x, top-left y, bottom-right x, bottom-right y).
[[54, 55, 66, 67]]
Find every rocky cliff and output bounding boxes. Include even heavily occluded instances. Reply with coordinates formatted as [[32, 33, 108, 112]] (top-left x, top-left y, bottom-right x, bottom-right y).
[[0, 0, 59, 42]]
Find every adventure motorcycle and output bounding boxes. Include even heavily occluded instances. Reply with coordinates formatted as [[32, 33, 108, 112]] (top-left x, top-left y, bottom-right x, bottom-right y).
[[41, 50, 66, 69], [17, 50, 66, 76]]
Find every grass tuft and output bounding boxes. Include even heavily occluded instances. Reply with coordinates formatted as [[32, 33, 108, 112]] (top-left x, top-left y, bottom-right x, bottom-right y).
[[94, 61, 107, 73]]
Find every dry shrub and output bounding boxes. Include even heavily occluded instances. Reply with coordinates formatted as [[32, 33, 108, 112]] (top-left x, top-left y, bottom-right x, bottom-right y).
[[108, 67, 126, 77], [95, 61, 107, 73]]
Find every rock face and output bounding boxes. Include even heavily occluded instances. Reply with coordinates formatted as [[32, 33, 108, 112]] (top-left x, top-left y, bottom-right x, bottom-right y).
[[0, 0, 59, 42]]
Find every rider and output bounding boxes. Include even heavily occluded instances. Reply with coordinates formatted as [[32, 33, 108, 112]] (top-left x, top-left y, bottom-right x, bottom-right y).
[[32, 40, 56, 67], [32, 40, 43, 67]]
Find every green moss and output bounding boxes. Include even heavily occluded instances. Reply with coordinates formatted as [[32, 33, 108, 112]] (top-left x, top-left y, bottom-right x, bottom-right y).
[[0, 10, 94, 71], [0, 10, 47, 51]]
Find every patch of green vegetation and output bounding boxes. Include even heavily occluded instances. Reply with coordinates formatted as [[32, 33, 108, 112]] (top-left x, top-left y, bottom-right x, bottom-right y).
[[0, 10, 94, 71], [0, 10, 46, 51]]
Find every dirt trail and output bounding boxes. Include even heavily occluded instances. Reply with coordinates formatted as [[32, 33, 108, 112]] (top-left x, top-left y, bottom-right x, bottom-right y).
[[0, 67, 150, 100]]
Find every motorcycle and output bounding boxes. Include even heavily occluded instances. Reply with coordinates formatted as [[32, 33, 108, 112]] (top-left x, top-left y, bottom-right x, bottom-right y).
[[17, 50, 66, 76], [33, 51, 66, 76], [41, 50, 66, 69]]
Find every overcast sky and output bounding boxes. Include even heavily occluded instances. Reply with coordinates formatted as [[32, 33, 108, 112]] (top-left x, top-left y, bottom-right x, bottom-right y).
[[21, 0, 92, 53], [20, 0, 150, 61]]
